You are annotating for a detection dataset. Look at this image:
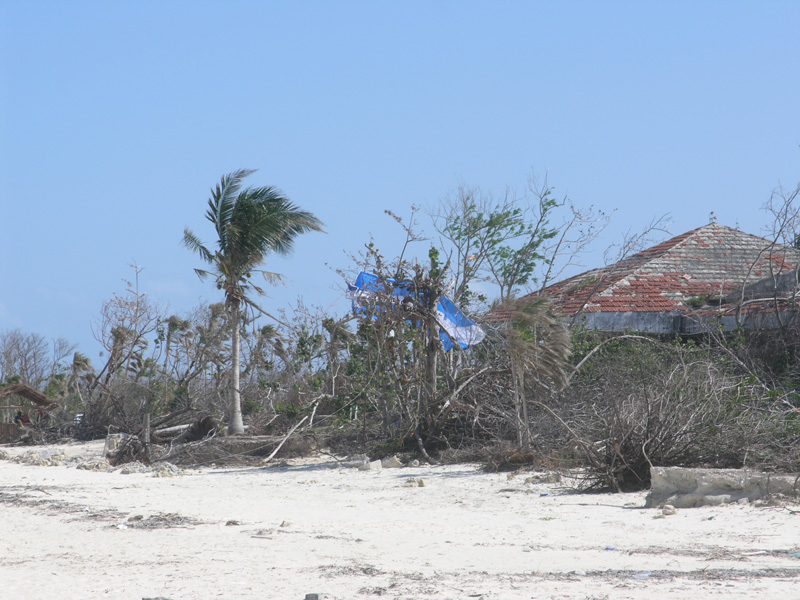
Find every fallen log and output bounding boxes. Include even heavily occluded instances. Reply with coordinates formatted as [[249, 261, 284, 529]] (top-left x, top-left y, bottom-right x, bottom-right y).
[[153, 432, 323, 467]]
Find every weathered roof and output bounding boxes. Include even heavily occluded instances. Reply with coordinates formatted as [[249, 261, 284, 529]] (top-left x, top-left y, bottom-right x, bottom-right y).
[[531, 223, 800, 321], [0, 383, 58, 410]]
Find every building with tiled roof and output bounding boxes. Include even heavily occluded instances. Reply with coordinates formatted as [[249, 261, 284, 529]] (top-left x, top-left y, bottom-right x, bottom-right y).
[[527, 223, 800, 334]]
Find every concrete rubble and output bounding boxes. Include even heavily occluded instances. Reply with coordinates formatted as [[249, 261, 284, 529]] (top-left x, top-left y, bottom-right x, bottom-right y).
[[646, 466, 800, 508]]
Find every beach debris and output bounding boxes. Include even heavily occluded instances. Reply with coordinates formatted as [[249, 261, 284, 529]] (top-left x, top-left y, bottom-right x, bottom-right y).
[[117, 461, 150, 474], [358, 459, 383, 472], [105, 433, 148, 467], [120, 512, 194, 529], [340, 454, 369, 469], [381, 455, 403, 468], [76, 460, 112, 471], [647, 466, 800, 508], [14, 449, 66, 466], [525, 473, 561, 485], [404, 478, 426, 487], [114, 461, 182, 477], [151, 462, 181, 477], [662, 504, 677, 516], [104, 433, 128, 457]]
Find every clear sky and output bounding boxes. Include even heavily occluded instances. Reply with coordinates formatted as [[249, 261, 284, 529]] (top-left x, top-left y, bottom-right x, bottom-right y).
[[1, 1, 798, 361]]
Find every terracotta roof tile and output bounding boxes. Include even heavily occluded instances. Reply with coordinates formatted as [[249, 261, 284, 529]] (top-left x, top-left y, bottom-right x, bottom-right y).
[[526, 223, 800, 320]]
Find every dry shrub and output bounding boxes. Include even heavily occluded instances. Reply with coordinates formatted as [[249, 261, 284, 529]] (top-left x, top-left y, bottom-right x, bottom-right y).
[[554, 335, 797, 491]]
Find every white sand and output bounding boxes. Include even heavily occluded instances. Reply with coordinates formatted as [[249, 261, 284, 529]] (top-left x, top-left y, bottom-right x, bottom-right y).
[[1, 440, 799, 600]]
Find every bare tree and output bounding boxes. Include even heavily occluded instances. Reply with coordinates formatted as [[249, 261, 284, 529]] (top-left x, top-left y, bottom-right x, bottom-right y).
[[0, 329, 68, 388]]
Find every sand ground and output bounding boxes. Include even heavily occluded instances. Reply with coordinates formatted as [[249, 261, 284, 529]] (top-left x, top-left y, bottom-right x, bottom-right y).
[[1, 440, 799, 600]]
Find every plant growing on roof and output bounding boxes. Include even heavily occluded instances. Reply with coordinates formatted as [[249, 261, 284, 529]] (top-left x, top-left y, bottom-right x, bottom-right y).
[[183, 169, 324, 435]]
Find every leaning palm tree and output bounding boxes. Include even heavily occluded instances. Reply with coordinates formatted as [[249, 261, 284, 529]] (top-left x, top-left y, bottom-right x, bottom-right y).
[[183, 169, 324, 435]]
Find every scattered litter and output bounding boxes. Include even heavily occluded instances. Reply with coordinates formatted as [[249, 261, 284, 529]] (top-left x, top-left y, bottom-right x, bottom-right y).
[[633, 571, 651, 579], [524, 473, 561, 485], [404, 478, 426, 487], [151, 462, 182, 477], [117, 461, 150, 475], [522, 546, 532, 552], [15, 449, 66, 467], [76, 460, 111, 471], [120, 513, 194, 529], [604, 546, 616, 551]]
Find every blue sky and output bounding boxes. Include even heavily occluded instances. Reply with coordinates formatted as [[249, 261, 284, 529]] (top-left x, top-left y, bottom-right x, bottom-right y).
[[1, 1, 798, 360]]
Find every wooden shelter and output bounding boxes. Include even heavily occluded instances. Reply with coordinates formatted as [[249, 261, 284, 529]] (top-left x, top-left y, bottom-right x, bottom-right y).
[[0, 383, 58, 443]]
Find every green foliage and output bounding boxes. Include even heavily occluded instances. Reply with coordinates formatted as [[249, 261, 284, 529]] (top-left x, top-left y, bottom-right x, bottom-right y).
[[441, 187, 560, 304], [183, 169, 324, 314], [686, 295, 708, 309], [183, 170, 324, 434]]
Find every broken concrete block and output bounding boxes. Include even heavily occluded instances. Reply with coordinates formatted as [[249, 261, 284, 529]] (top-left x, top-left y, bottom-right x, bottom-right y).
[[646, 467, 800, 508], [358, 459, 382, 471], [381, 456, 403, 468]]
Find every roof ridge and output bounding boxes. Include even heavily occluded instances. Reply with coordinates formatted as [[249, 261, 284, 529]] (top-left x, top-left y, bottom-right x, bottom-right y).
[[533, 223, 795, 301], [567, 227, 700, 298], [597, 223, 784, 297]]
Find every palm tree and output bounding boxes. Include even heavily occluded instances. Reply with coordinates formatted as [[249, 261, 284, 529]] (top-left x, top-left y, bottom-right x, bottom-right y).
[[499, 297, 571, 448], [183, 169, 324, 434]]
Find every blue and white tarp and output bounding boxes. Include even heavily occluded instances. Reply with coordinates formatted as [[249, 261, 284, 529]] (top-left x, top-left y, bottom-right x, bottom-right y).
[[348, 272, 485, 351]]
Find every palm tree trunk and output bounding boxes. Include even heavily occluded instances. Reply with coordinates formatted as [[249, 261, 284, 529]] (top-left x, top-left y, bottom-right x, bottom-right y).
[[511, 361, 531, 448], [424, 311, 439, 427], [228, 307, 245, 435]]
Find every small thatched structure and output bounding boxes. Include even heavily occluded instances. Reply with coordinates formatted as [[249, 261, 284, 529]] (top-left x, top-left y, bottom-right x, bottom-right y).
[[0, 383, 58, 443], [0, 383, 57, 412]]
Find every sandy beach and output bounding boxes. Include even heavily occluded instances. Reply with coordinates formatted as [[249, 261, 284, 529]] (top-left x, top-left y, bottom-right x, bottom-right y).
[[2, 440, 799, 600]]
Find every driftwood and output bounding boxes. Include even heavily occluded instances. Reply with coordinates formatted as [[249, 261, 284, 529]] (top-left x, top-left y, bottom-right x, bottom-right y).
[[153, 433, 322, 467], [151, 423, 191, 438], [261, 416, 308, 464], [150, 416, 218, 443], [106, 413, 325, 468], [106, 434, 149, 466]]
